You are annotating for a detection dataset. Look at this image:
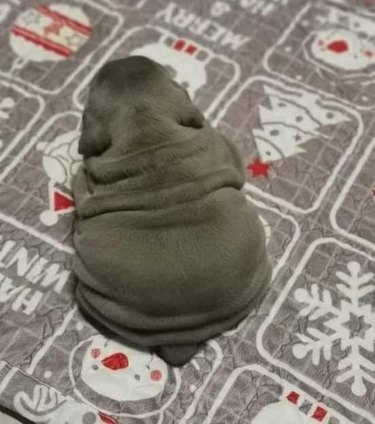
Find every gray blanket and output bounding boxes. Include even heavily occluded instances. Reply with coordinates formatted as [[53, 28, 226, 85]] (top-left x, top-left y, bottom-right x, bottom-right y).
[[0, 0, 374, 423]]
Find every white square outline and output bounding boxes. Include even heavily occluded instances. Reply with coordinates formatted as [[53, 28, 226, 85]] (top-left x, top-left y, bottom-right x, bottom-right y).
[[257, 237, 375, 424], [72, 25, 241, 119], [0, 0, 124, 95], [203, 364, 354, 424], [262, 3, 375, 111], [330, 137, 375, 252], [213, 75, 364, 214], [0, 81, 45, 164], [0, 111, 81, 254]]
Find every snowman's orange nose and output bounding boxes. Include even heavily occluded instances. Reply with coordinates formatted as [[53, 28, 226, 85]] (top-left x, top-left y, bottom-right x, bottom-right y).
[[101, 352, 129, 370], [327, 40, 348, 53]]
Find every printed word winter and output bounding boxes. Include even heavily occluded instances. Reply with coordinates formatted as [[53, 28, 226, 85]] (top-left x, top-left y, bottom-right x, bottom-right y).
[[0, 236, 70, 315], [157, 2, 250, 50]]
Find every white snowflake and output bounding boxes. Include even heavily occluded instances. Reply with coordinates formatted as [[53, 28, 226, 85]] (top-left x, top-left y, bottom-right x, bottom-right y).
[[292, 261, 375, 396]]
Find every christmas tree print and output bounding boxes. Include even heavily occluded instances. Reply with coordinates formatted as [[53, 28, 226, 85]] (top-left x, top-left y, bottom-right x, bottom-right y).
[[253, 85, 349, 162], [292, 261, 375, 396]]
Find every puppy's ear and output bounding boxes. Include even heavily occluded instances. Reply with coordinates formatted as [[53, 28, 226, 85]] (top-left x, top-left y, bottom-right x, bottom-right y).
[[78, 111, 111, 158], [178, 104, 205, 129]]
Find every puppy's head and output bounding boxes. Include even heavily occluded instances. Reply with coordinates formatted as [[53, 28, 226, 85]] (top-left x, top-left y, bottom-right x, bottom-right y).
[[79, 56, 205, 158]]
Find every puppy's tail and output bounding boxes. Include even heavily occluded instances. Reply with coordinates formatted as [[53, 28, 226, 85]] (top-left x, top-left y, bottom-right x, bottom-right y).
[[154, 343, 200, 367]]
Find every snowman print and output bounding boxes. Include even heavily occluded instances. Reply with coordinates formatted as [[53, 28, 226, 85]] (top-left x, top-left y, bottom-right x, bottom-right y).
[[307, 8, 375, 75], [37, 129, 81, 226], [79, 336, 168, 402], [37, 130, 81, 191], [311, 27, 375, 72], [130, 35, 208, 98]]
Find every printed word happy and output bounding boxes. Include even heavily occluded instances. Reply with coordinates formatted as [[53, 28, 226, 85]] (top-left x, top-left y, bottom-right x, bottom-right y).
[[0, 236, 70, 315], [157, 2, 250, 51]]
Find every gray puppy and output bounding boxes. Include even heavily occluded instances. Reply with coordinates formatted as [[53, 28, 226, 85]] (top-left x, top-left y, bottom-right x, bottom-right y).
[[72, 56, 271, 366]]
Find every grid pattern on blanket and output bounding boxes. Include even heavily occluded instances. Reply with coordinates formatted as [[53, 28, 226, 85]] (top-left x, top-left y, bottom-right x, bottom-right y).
[[0, 0, 374, 423]]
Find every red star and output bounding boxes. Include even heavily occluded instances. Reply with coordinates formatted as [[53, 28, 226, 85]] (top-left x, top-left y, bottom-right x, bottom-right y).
[[247, 159, 270, 178]]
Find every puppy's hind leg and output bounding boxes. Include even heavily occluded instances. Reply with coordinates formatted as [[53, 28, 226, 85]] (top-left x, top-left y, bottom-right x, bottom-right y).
[[154, 343, 201, 367]]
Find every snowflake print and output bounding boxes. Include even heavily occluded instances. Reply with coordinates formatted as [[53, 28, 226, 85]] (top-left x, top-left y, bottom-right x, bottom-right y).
[[292, 261, 375, 396]]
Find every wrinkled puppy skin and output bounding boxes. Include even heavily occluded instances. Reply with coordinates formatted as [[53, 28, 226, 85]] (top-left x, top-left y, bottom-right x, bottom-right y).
[[72, 56, 271, 367]]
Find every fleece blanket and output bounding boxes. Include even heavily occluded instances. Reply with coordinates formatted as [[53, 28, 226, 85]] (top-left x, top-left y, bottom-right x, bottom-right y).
[[0, 0, 374, 423]]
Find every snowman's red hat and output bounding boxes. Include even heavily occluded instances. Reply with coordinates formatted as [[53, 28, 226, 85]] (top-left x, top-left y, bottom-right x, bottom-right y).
[[40, 183, 75, 226]]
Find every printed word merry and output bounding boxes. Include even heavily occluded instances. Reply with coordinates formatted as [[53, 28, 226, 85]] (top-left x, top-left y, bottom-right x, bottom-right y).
[[157, 2, 250, 50], [0, 236, 70, 315]]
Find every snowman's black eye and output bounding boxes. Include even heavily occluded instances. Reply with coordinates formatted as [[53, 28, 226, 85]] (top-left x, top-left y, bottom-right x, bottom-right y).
[[134, 374, 140, 380], [92, 364, 99, 371]]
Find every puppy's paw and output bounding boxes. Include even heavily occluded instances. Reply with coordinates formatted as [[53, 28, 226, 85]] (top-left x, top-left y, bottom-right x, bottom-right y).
[[154, 343, 201, 367]]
